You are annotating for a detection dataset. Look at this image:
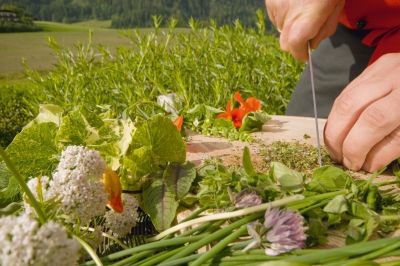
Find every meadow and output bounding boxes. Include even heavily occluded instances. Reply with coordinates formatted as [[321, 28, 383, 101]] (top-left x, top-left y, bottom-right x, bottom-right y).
[[0, 20, 129, 75]]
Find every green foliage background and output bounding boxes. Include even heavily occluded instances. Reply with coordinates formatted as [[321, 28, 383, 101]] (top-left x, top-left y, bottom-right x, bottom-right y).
[[0, 0, 267, 28], [28, 15, 302, 124]]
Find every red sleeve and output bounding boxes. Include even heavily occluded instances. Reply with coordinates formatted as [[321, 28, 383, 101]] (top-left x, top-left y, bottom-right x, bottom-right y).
[[339, 0, 400, 64]]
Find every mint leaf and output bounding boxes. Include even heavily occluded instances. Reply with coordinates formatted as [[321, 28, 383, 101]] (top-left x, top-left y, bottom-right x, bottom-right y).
[[270, 162, 304, 192], [240, 111, 270, 132], [308, 166, 351, 193], [323, 195, 348, 214]]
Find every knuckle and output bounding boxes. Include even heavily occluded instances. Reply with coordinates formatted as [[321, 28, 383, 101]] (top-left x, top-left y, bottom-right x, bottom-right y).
[[333, 93, 355, 115], [387, 128, 400, 145], [361, 106, 388, 129]]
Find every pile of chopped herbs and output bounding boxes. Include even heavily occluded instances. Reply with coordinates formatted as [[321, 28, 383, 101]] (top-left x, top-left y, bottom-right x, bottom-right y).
[[261, 140, 333, 173]]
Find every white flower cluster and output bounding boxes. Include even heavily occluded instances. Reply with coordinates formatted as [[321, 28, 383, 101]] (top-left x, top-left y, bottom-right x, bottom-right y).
[[0, 214, 80, 266], [24, 146, 108, 224], [24, 176, 51, 215], [104, 195, 139, 237]]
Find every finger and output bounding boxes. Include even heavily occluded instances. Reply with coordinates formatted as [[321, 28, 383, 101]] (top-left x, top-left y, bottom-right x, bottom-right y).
[[324, 78, 393, 162], [283, 18, 315, 61], [310, 0, 344, 49], [341, 89, 400, 171], [363, 126, 400, 172], [265, 0, 277, 27]]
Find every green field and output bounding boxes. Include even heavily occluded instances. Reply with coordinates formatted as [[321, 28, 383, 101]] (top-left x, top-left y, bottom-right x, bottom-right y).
[[0, 20, 132, 75]]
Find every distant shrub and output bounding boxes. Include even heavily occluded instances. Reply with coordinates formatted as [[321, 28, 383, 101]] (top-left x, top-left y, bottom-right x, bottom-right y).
[[0, 87, 36, 147], [0, 4, 41, 32]]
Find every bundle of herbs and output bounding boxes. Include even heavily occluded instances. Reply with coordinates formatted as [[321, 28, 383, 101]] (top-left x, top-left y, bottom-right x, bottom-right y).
[[80, 147, 400, 266]]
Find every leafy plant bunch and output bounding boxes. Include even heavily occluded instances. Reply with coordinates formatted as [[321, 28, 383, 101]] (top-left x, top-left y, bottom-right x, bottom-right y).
[[27, 11, 302, 140], [78, 148, 400, 266]]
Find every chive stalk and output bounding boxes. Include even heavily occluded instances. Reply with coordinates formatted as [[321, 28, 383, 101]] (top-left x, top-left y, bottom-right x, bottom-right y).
[[150, 195, 304, 241], [160, 213, 262, 264], [191, 225, 248, 266]]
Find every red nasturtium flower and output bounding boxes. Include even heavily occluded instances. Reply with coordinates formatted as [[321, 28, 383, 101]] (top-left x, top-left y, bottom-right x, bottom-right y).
[[217, 92, 261, 129], [174, 115, 184, 132]]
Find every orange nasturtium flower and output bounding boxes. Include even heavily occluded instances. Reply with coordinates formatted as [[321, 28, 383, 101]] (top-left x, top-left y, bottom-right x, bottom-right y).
[[103, 168, 124, 213], [174, 115, 184, 132], [217, 92, 261, 129]]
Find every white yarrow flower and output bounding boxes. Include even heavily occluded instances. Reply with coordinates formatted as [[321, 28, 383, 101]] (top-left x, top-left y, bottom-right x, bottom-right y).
[[104, 195, 139, 237], [0, 215, 80, 266], [48, 146, 108, 223], [57, 145, 106, 180], [24, 176, 51, 215]]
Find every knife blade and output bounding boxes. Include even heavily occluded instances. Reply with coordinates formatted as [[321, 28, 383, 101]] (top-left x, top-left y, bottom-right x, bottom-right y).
[[308, 41, 322, 166]]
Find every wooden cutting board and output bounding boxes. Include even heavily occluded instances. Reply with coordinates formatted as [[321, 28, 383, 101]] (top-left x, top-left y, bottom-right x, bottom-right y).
[[186, 115, 325, 163]]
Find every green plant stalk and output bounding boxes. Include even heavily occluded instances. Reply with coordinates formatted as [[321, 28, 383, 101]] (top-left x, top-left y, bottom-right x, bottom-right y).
[[298, 199, 330, 214], [98, 234, 208, 262], [180, 206, 209, 222], [74, 235, 103, 266], [110, 250, 154, 266], [81, 227, 128, 249], [135, 246, 186, 266], [191, 225, 248, 266], [150, 194, 304, 241], [288, 190, 347, 210], [284, 236, 400, 264], [179, 220, 225, 238], [0, 146, 46, 223], [360, 240, 400, 260], [155, 254, 201, 266], [160, 213, 263, 264]]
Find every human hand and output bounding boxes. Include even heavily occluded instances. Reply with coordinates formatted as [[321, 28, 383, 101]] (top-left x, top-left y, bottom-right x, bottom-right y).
[[324, 53, 400, 172], [265, 0, 345, 61]]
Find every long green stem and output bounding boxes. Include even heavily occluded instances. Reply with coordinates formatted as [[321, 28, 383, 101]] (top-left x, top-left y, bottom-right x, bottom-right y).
[[135, 246, 186, 266], [98, 234, 208, 262], [150, 195, 304, 241], [160, 213, 262, 264], [0, 146, 46, 223], [158, 254, 201, 266], [191, 225, 247, 266], [74, 235, 103, 266], [81, 227, 128, 249], [284, 236, 400, 264], [110, 250, 153, 266]]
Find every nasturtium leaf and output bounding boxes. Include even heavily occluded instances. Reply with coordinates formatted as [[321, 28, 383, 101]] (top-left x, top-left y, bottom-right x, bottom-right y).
[[240, 111, 270, 132], [165, 162, 196, 199], [242, 146, 256, 177], [0, 123, 58, 205], [130, 114, 186, 166], [270, 162, 304, 192], [323, 195, 348, 214], [308, 166, 351, 193], [55, 109, 100, 149], [24, 104, 64, 129], [142, 177, 179, 231]]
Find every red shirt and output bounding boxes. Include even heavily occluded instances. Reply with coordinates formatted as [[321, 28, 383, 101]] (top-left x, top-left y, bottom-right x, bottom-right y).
[[339, 0, 400, 64]]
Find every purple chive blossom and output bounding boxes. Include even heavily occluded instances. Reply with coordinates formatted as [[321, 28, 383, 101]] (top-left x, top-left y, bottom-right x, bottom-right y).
[[233, 189, 263, 208], [244, 207, 307, 256], [264, 208, 307, 256]]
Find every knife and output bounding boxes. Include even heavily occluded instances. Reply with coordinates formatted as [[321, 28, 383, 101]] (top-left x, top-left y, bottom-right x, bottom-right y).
[[308, 41, 322, 166]]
